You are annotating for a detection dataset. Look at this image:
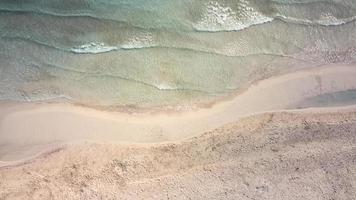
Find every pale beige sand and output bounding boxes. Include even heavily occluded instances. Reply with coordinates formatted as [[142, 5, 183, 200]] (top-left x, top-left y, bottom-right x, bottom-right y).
[[1, 64, 356, 162], [1, 111, 355, 199]]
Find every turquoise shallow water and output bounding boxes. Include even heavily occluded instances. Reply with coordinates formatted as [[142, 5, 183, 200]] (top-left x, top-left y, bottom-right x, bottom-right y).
[[294, 90, 356, 108], [0, 0, 356, 108]]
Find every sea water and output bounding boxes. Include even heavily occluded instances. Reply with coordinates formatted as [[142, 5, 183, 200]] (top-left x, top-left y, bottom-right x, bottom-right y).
[[0, 0, 356, 109], [295, 90, 356, 108]]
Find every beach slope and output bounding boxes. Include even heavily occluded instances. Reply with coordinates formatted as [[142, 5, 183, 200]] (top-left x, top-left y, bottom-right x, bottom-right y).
[[0, 111, 355, 199]]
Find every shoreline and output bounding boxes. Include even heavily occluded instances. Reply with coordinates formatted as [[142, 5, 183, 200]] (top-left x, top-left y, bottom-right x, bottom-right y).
[[1, 64, 356, 163], [0, 62, 340, 116]]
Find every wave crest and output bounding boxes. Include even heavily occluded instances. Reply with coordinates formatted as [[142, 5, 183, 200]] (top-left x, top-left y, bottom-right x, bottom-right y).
[[276, 13, 356, 26], [71, 42, 117, 54]]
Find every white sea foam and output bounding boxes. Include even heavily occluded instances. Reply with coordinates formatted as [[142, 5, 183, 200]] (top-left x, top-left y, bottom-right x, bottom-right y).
[[194, 0, 273, 32], [120, 33, 155, 49], [156, 83, 178, 90], [71, 42, 118, 54]]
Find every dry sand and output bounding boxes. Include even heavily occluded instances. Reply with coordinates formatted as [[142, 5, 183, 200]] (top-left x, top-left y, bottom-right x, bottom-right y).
[[0, 111, 355, 199], [0, 64, 356, 199]]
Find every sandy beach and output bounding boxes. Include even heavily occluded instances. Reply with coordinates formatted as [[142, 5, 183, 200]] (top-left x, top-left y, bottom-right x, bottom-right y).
[[1, 110, 356, 199]]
